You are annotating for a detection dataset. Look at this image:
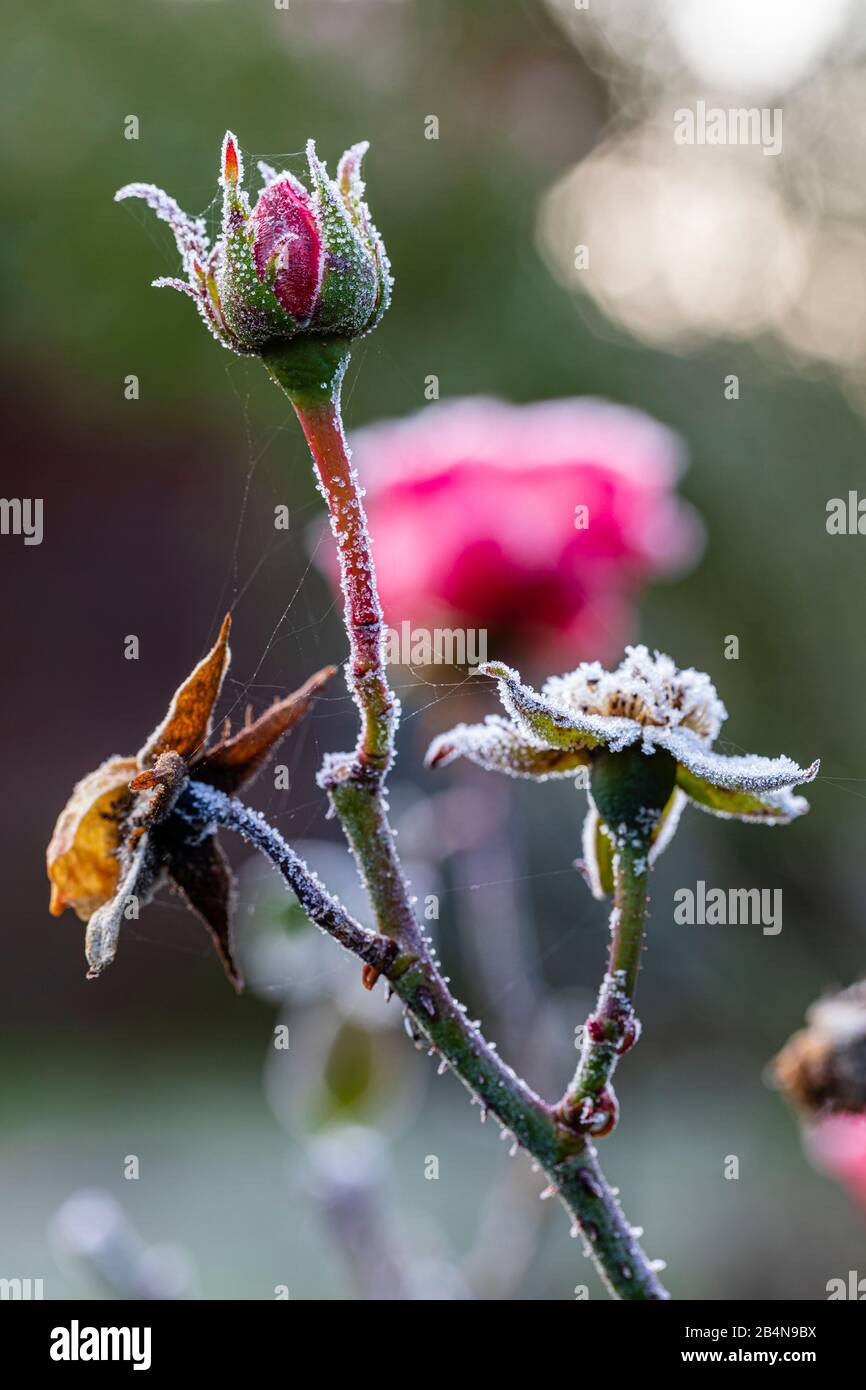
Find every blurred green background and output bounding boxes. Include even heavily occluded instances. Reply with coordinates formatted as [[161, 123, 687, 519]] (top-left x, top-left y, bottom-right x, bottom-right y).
[[2, 0, 866, 1299]]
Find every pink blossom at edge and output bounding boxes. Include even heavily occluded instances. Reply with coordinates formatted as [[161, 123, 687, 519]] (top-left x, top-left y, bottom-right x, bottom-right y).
[[807, 1112, 866, 1213]]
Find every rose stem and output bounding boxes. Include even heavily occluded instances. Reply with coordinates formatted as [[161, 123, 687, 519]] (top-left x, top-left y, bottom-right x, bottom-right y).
[[182, 779, 669, 1301], [259, 335, 668, 1299], [559, 843, 650, 1133]]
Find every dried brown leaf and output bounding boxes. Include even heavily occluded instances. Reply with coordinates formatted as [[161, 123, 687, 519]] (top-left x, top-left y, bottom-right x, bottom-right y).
[[138, 614, 232, 766], [194, 664, 335, 794], [168, 834, 241, 990], [46, 756, 138, 920]]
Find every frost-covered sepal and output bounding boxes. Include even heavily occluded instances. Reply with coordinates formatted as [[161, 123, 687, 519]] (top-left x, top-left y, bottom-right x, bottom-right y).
[[425, 714, 592, 780], [478, 662, 616, 752], [306, 140, 379, 335], [658, 730, 818, 798], [675, 765, 813, 822], [579, 806, 614, 900]]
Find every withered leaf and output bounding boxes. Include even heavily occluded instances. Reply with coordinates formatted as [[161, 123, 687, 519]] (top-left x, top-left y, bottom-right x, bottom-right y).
[[194, 665, 335, 794], [47, 756, 138, 920], [48, 609, 332, 990], [85, 833, 160, 979], [168, 833, 241, 990], [138, 613, 232, 766]]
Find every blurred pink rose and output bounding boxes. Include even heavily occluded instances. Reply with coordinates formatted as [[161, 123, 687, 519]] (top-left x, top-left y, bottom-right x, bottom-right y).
[[807, 1112, 866, 1212], [327, 396, 702, 669]]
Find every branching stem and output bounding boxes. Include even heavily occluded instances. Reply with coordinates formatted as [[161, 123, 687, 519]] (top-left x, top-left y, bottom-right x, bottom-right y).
[[177, 781, 397, 974], [257, 335, 668, 1299], [189, 779, 668, 1301]]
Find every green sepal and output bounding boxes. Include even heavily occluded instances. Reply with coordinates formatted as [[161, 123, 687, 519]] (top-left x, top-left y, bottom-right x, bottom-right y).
[[676, 766, 805, 822], [306, 142, 378, 335], [480, 661, 604, 753], [594, 813, 615, 895], [219, 209, 300, 351]]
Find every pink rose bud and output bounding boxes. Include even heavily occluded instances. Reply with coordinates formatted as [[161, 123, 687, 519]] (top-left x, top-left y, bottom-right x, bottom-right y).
[[116, 133, 391, 357], [250, 178, 322, 321]]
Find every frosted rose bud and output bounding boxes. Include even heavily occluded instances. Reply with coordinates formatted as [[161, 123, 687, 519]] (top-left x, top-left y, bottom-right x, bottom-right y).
[[115, 133, 391, 357]]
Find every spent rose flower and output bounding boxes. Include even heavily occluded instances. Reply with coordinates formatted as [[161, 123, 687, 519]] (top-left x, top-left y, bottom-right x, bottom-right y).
[[773, 982, 866, 1117], [331, 397, 702, 667], [776, 982, 866, 1215], [115, 132, 391, 356], [47, 614, 334, 987], [428, 645, 818, 895]]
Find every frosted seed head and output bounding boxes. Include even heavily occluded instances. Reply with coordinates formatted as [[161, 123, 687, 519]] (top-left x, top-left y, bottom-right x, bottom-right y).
[[542, 645, 726, 746], [435, 647, 817, 837]]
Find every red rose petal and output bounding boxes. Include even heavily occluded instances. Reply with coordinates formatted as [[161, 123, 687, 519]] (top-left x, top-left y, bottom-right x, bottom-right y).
[[250, 178, 321, 320]]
